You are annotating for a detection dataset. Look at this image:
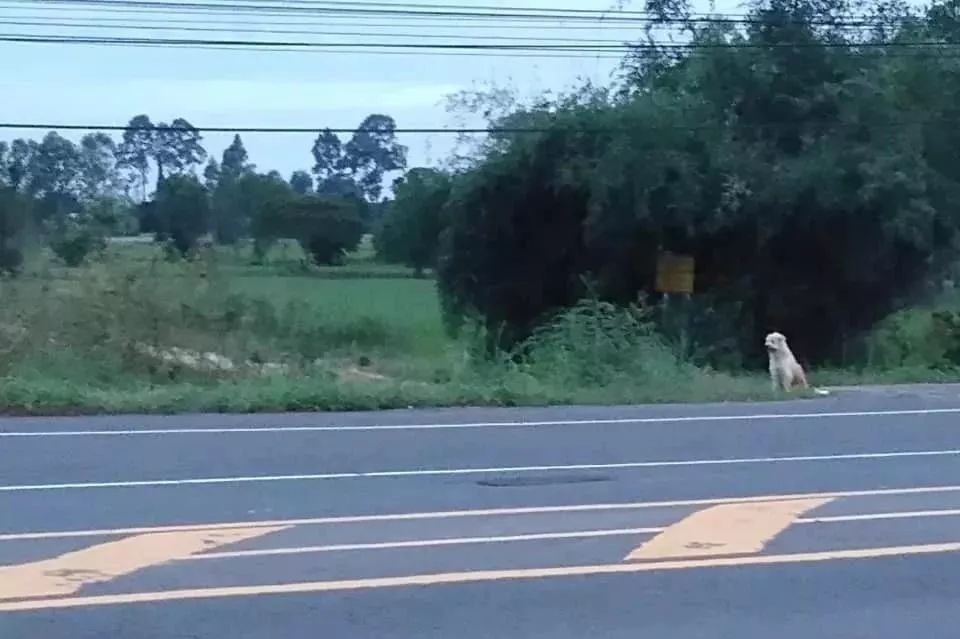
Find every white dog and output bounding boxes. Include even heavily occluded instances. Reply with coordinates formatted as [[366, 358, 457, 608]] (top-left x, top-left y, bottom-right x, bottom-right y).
[[764, 331, 809, 392]]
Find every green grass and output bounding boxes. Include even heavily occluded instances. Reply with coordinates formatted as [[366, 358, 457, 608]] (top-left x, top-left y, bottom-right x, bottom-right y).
[[0, 369, 784, 416], [3, 237, 956, 416], [228, 276, 445, 357]]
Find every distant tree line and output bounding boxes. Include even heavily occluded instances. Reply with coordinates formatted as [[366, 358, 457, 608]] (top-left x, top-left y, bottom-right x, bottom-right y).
[[0, 113, 407, 270]]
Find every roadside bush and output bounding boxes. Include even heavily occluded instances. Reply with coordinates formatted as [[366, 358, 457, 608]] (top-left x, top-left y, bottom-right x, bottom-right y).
[[0, 247, 22, 275], [516, 298, 696, 387], [46, 214, 107, 267]]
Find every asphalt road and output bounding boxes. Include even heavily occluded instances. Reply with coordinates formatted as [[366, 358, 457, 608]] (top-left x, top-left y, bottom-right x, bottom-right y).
[[3, 384, 960, 637]]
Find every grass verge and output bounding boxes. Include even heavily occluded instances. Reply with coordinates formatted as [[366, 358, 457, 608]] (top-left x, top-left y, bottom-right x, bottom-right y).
[[0, 249, 788, 415], [5, 241, 958, 416]]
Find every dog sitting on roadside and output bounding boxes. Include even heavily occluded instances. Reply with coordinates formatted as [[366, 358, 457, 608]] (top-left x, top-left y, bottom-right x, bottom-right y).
[[764, 331, 809, 392]]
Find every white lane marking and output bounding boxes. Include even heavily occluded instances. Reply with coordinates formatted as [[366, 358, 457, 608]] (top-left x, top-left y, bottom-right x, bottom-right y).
[[6, 542, 960, 611], [187, 527, 665, 559], [2, 448, 960, 492], [6, 485, 960, 541], [3, 407, 960, 437], [797, 508, 960, 523], [188, 508, 960, 559]]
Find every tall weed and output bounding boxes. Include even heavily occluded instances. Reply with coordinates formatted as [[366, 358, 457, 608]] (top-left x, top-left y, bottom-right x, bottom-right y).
[[516, 298, 697, 388]]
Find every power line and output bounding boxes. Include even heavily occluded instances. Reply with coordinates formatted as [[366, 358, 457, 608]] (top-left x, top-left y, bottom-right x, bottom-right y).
[[204, 0, 914, 23], [0, 18, 680, 42], [0, 0, 913, 25], [0, 10, 673, 29], [0, 3, 636, 24], [166, 0, 663, 17], [58, 39, 629, 57], [0, 0, 916, 32], [0, 118, 956, 134], [0, 34, 631, 57], [5, 0, 916, 23], [5, 33, 959, 61], [0, 6, 904, 31], [90, 0, 666, 17], [0, 0, 697, 21], [1, 32, 956, 50], [14, 37, 957, 59], [0, 12, 897, 35]]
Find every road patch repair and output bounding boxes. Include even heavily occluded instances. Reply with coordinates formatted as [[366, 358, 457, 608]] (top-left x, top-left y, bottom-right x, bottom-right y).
[[4, 486, 960, 611]]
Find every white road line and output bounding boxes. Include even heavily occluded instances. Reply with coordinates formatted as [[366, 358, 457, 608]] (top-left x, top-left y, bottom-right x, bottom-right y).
[[797, 508, 960, 523], [2, 448, 960, 492], [186, 509, 960, 559], [3, 407, 960, 437], [7, 542, 960, 611], [6, 486, 960, 541], [187, 527, 665, 559]]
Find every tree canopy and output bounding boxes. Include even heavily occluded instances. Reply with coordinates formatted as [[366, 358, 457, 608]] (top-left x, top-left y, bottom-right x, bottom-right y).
[[310, 115, 408, 210], [254, 193, 365, 265], [433, 0, 960, 366], [375, 167, 451, 276]]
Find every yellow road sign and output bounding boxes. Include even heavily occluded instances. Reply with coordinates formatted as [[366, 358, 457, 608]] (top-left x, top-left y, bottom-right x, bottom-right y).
[[655, 252, 695, 294]]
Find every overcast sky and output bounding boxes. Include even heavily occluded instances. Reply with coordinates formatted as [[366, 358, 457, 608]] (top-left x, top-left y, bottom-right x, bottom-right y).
[[1, 0, 756, 180]]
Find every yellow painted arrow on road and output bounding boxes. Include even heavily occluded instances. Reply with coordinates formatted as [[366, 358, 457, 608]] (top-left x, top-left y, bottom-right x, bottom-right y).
[[0, 525, 290, 601], [625, 497, 834, 561]]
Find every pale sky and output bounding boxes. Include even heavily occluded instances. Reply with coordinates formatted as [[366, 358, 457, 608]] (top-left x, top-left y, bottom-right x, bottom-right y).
[[0, 0, 737, 180]]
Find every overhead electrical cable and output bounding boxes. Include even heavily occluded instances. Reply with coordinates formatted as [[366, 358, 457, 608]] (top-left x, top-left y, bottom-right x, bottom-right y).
[[0, 117, 955, 133]]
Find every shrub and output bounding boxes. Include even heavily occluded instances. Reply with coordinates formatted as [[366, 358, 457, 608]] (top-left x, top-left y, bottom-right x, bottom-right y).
[[516, 297, 693, 387], [154, 175, 211, 257], [0, 187, 28, 276], [0, 246, 22, 276], [255, 194, 364, 266], [47, 214, 107, 267]]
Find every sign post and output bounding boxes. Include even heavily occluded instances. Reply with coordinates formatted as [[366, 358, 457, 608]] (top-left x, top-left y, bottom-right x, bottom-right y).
[[654, 252, 695, 356]]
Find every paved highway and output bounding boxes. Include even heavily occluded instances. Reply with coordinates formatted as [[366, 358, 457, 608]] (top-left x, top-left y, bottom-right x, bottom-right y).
[[3, 384, 960, 637]]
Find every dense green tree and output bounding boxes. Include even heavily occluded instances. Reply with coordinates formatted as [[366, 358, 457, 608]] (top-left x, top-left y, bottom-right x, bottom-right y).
[[153, 118, 206, 181], [209, 135, 255, 244], [203, 158, 221, 190], [6, 139, 38, 192], [0, 187, 28, 275], [28, 132, 83, 198], [254, 193, 363, 265], [220, 134, 253, 180], [26, 132, 85, 222], [311, 129, 345, 182], [117, 114, 155, 200], [154, 175, 211, 256], [341, 114, 408, 202], [311, 115, 407, 208], [437, 0, 960, 366], [290, 170, 313, 194], [238, 171, 296, 260], [374, 167, 451, 275], [118, 115, 207, 197], [78, 132, 122, 201]]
